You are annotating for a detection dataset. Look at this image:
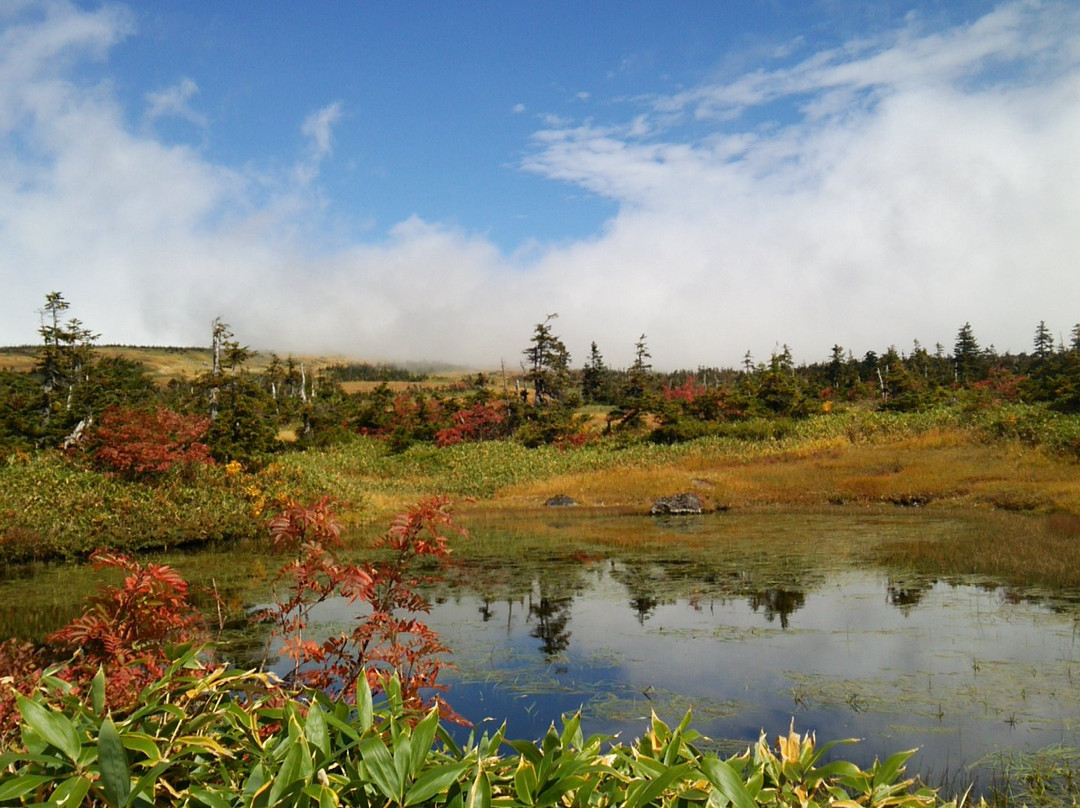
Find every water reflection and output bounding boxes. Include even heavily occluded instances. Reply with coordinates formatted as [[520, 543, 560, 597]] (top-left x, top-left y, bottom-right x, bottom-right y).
[[527, 593, 572, 658], [747, 587, 805, 628], [4, 509, 1080, 794]]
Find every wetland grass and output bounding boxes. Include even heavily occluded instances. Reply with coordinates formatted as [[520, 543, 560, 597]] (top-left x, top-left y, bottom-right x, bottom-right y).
[[873, 510, 1080, 589], [486, 428, 1080, 515]]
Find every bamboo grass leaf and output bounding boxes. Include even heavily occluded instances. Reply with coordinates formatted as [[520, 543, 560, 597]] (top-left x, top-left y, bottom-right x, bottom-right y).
[[301, 783, 340, 808], [186, 786, 234, 808], [466, 768, 491, 808], [513, 758, 537, 805], [98, 716, 131, 808], [356, 674, 373, 731], [120, 732, 163, 763], [17, 696, 82, 764], [305, 703, 331, 762], [873, 749, 916, 790], [404, 762, 470, 806], [360, 735, 402, 802], [0, 774, 54, 801], [624, 762, 692, 808], [47, 774, 92, 807], [129, 759, 177, 807], [91, 667, 106, 716], [409, 708, 440, 775], [701, 757, 759, 808], [269, 740, 311, 806]]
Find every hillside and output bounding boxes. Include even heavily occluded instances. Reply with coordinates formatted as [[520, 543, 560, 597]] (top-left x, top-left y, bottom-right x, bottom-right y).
[[0, 345, 470, 388]]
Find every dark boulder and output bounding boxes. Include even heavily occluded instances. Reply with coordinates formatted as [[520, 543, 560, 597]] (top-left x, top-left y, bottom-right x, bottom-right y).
[[649, 492, 703, 515], [545, 494, 580, 507]]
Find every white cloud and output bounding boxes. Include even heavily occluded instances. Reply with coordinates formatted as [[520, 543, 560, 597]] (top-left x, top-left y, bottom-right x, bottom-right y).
[[517, 1, 1080, 365], [293, 101, 343, 186], [1, 1, 1079, 371], [511, 102, 526, 114], [144, 77, 206, 128], [301, 101, 343, 160]]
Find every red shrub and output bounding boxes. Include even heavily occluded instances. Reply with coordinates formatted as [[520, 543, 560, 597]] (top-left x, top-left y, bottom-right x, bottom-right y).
[[260, 496, 467, 720], [46, 550, 206, 708], [435, 401, 511, 446], [90, 405, 215, 479]]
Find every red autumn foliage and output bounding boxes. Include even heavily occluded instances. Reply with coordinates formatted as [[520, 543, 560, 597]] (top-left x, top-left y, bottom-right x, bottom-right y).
[[435, 401, 511, 446], [259, 496, 467, 721], [268, 495, 344, 552], [663, 378, 709, 404], [970, 367, 1024, 403], [0, 550, 208, 739], [46, 550, 206, 707], [0, 497, 467, 738], [89, 405, 215, 479], [0, 639, 46, 737]]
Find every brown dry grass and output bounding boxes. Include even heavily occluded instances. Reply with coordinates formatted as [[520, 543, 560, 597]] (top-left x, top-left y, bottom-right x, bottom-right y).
[[491, 429, 1080, 515], [0, 345, 405, 387], [874, 510, 1080, 589]]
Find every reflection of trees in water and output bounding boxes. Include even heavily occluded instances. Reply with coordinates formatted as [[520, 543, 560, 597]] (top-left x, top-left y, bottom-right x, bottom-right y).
[[886, 576, 934, 615], [609, 561, 676, 624], [747, 587, 806, 629], [528, 593, 572, 659]]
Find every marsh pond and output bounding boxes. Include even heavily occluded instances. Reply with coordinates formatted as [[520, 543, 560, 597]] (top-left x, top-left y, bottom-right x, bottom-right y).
[[4, 508, 1079, 790]]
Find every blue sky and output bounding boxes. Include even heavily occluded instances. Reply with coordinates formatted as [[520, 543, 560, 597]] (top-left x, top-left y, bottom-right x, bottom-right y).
[[2, 1, 1079, 368]]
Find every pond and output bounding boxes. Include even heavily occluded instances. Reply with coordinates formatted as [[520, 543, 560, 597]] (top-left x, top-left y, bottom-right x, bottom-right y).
[[3, 508, 1079, 793]]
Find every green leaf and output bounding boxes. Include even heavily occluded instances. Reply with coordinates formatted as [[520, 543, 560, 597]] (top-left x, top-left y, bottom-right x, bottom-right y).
[[268, 736, 312, 806], [17, 695, 82, 764], [534, 777, 588, 808], [91, 667, 106, 716], [0, 774, 54, 801], [385, 674, 404, 716], [559, 713, 582, 749], [624, 762, 691, 808], [301, 783, 340, 808], [873, 749, 915, 790], [305, 702, 331, 762], [98, 717, 131, 808], [356, 674, 373, 732], [394, 733, 413, 792], [323, 711, 361, 745], [513, 758, 537, 805], [409, 707, 439, 776], [120, 732, 163, 763], [360, 735, 402, 802], [48, 774, 92, 807], [404, 762, 470, 806], [187, 786, 235, 808], [241, 762, 270, 805], [701, 757, 759, 808], [466, 769, 491, 808], [507, 739, 542, 765], [129, 759, 175, 807]]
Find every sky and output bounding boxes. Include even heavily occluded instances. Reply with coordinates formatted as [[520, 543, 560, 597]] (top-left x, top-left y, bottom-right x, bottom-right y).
[[2, 0, 1079, 370]]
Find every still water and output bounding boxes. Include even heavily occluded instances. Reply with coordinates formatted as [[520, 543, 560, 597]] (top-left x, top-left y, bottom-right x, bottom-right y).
[[3, 509, 1079, 788]]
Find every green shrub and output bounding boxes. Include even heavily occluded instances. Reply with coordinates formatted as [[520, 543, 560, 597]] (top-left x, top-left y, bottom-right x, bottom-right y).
[[0, 454, 278, 562]]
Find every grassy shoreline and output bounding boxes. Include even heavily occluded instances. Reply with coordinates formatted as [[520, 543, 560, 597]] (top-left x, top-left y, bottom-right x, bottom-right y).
[[2, 406, 1079, 565]]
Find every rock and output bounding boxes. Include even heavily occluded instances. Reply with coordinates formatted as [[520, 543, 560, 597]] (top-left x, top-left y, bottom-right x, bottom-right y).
[[649, 492, 703, 515], [545, 494, 579, 507]]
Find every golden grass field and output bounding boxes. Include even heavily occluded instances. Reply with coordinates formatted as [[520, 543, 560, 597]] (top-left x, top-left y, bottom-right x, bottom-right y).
[[0, 345, 473, 389], [468, 430, 1080, 516]]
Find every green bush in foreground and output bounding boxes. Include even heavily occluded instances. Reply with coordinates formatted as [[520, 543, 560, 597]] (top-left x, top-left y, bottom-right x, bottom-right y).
[[0, 651, 956, 808]]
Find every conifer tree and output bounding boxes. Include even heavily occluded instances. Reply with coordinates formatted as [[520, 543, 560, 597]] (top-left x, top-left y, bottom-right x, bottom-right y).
[[523, 314, 571, 405], [581, 341, 610, 404], [953, 322, 983, 384]]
